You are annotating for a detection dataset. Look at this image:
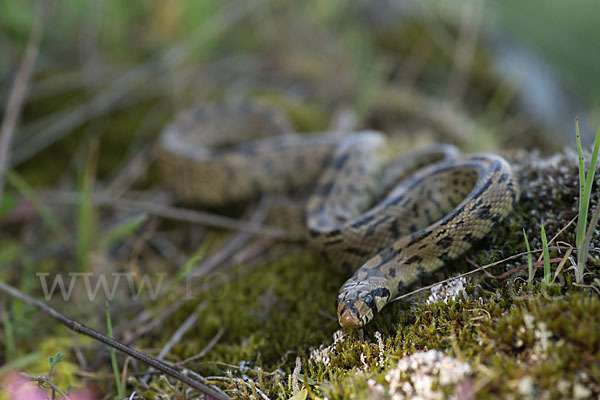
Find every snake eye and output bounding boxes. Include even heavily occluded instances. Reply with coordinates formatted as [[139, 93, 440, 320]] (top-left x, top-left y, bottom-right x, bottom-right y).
[[364, 294, 374, 307]]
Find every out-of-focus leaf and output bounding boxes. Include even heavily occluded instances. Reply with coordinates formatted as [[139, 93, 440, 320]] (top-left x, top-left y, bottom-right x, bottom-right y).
[[100, 213, 147, 248]]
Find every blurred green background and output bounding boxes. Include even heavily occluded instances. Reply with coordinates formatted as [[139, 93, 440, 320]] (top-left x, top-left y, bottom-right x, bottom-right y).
[[2, 2, 600, 398], [1, 0, 599, 153]]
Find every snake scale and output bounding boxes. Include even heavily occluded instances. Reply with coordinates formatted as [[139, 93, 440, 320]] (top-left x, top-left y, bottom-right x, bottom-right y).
[[158, 102, 519, 328]]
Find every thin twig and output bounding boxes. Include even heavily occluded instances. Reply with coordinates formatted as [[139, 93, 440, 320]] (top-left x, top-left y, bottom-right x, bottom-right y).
[[390, 246, 576, 302], [123, 299, 188, 346], [573, 282, 600, 296], [104, 99, 170, 197], [535, 215, 577, 263], [25, 374, 71, 400], [0, 66, 120, 104], [0, 0, 52, 204], [123, 199, 273, 343], [121, 356, 135, 394], [78, 0, 105, 85], [69, 331, 89, 370], [201, 375, 270, 400], [123, 249, 270, 344], [412, 1, 455, 56], [0, 280, 231, 400], [40, 190, 302, 240], [553, 246, 574, 283], [467, 256, 563, 279], [160, 303, 205, 360], [444, 0, 483, 104], [178, 326, 227, 366], [397, 37, 434, 87], [123, 242, 277, 345], [10, 77, 162, 164], [10, 0, 264, 166], [104, 143, 153, 197], [189, 196, 273, 277], [140, 302, 207, 384], [580, 203, 600, 270]]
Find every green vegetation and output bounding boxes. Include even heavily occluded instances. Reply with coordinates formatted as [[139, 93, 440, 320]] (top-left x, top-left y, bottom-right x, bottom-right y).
[[487, 0, 600, 106], [522, 229, 533, 288], [106, 302, 125, 399], [540, 224, 551, 285], [48, 352, 65, 399], [575, 121, 600, 283]]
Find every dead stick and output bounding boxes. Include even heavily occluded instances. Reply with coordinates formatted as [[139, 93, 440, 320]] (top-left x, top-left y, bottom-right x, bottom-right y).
[[10, 0, 264, 166], [0, 0, 52, 203], [0, 280, 231, 400], [40, 190, 301, 240], [390, 246, 577, 302]]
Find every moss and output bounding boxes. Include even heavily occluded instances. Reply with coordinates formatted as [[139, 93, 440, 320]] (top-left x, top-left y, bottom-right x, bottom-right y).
[[126, 148, 600, 399], [475, 291, 600, 399]]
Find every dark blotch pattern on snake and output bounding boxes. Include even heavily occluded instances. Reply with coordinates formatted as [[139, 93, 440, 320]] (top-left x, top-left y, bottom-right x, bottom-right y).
[[158, 103, 519, 328]]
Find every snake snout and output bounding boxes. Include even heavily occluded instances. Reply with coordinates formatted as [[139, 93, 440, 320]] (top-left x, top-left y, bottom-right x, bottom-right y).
[[339, 308, 361, 329], [337, 294, 375, 328]]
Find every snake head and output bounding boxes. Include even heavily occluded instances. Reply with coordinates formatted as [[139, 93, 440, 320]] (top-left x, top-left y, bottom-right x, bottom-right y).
[[336, 281, 391, 328]]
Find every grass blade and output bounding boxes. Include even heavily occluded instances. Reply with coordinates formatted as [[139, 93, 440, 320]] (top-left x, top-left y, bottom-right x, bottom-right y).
[[575, 119, 587, 248], [541, 224, 551, 285], [1, 304, 16, 363], [5, 169, 65, 236], [77, 141, 99, 271], [582, 125, 600, 206], [0, 241, 20, 265], [0, 352, 41, 378], [580, 195, 600, 280], [575, 123, 600, 282], [172, 233, 215, 288], [106, 301, 125, 399], [101, 213, 147, 248], [523, 229, 533, 288]]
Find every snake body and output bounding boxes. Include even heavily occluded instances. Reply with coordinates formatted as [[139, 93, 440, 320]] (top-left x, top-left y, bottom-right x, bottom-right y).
[[158, 103, 519, 328]]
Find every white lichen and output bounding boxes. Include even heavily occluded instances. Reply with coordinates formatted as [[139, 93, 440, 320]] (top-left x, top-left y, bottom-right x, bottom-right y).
[[368, 378, 387, 400], [517, 376, 535, 396], [573, 382, 592, 399], [523, 313, 553, 362], [309, 330, 346, 366], [375, 331, 385, 367], [426, 277, 468, 305], [385, 350, 472, 400]]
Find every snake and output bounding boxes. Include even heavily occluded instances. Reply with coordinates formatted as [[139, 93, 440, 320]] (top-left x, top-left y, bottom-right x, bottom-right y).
[[158, 102, 519, 329]]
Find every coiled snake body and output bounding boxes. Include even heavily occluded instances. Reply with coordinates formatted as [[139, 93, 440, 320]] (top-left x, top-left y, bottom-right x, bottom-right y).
[[159, 103, 519, 328]]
